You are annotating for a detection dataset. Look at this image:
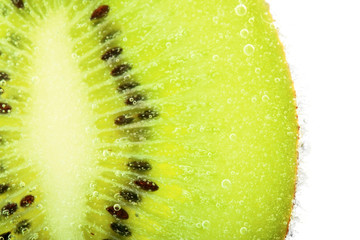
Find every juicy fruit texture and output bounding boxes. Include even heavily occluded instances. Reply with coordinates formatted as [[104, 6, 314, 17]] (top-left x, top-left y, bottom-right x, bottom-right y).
[[0, 0, 298, 239]]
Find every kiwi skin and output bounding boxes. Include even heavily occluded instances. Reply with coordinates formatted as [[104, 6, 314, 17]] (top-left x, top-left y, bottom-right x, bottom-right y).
[[0, 0, 298, 239]]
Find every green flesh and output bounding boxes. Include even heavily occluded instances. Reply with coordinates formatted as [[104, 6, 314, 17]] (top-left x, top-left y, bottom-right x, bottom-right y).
[[0, 0, 298, 239]]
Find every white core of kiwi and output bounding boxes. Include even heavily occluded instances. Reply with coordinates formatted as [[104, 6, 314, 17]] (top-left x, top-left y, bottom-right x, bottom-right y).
[[19, 9, 99, 238]]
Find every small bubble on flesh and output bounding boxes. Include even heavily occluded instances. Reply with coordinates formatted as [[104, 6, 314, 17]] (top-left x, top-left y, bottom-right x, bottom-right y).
[[240, 227, 248, 235], [221, 179, 232, 189], [240, 29, 249, 38], [202, 220, 210, 229], [235, 4, 247, 16], [244, 44, 255, 56], [113, 204, 121, 211], [229, 133, 237, 142], [212, 55, 219, 61], [262, 94, 270, 102]]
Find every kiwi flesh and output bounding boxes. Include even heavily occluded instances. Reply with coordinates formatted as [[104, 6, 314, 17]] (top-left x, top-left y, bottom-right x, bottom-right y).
[[0, 0, 298, 239]]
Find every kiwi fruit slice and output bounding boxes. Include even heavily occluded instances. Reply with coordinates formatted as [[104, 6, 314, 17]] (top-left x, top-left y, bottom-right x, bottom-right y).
[[0, 0, 298, 239]]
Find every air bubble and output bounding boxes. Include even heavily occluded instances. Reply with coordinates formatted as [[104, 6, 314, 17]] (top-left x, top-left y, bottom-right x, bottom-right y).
[[213, 16, 219, 24], [202, 220, 210, 229], [102, 150, 110, 157], [229, 133, 237, 142], [244, 44, 255, 56], [113, 204, 121, 211], [240, 227, 248, 235], [255, 68, 261, 74], [92, 191, 99, 197], [166, 42, 172, 48], [240, 29, 249, 38], [262, 95, 270, 102], [221, 179, 232, 189], [114, 193, 121, 200], [29, 234, 39, 240], [212, 55, 219, 61], [235, 4, 247, 16]]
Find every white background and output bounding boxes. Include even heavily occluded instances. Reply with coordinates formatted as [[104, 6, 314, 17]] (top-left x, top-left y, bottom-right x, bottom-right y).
[[267, 0, 360, 239]]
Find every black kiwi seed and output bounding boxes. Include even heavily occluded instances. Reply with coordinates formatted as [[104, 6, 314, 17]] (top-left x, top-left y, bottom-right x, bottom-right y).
[[117, 82, 139, 92], [11, 0, 24, 9], [0, 183, 9, 194], [125, 94, 145, 106], [127, 160, 152, 171], [0, 232, 11, 240], [0, 72, 10, 81], [106, 206, 129, 220], [110, 222, 131, 237], [134, 179, 159, 192], [90, 5, 110, 20], [101, 47, 123, 61], [114, 115, 134, 126], [120, 190, 140, 203], [101, 31, 118, 43], [20, 195, 35, 207], [138, 110, 158, 120], [0, 103, 12, 114], [0, 87, 4, 95], [15, 220, 30, 234], [111, 64, 131, 77], [1, 202, 17, 216]]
